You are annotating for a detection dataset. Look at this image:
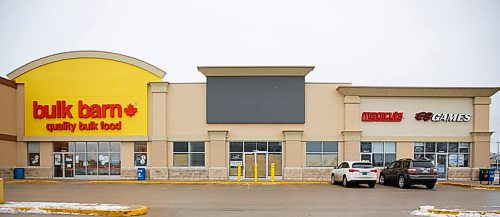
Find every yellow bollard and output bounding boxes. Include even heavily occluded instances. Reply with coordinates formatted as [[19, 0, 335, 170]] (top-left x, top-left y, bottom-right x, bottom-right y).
[[254, 162, 258, 182], [271, 163, 275, 182], [237, 163, 242, 182], [0, 178, 3, 204]]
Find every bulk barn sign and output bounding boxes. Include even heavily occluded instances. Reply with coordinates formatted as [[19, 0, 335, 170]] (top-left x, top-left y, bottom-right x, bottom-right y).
[[33, 100, 138, 133]]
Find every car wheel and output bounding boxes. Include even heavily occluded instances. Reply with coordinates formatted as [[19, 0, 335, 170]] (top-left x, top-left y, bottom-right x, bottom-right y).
[[368, 182, 376, 188], [398, 176, 409, 189], [331, 174, 336, 185], [379, 175, 386, 185], [426, 183, 435, 189], [342, 176, 350, 188]]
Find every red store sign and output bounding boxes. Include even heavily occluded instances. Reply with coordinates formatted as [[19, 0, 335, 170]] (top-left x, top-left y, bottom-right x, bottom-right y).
[[361, 112, 403, 122]]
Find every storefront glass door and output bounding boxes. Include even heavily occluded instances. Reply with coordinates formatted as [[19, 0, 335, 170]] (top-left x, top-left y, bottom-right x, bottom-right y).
[[436, 154, 447, 179], [53, 153, 74, 178], [244, 152, 267, 178], [230, 141, 282, 180]]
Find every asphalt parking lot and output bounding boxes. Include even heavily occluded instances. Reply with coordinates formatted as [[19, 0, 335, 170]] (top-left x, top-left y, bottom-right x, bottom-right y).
[[3, 182, 500, 217]]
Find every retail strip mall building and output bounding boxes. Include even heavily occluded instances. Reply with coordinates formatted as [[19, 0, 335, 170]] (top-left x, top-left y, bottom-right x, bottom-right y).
[[0, 51, 498, 181]]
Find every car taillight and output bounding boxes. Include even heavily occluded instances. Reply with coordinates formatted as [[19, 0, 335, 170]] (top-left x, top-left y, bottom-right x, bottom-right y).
[[407, 169, 417, 174], [348, 169, 359, 173], [370, 169, 378, 173]]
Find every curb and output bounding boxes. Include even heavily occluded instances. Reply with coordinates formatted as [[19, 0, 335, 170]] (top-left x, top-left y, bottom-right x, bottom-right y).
[[89, 180, 330, 185], [5, 180, 59, 184], [0, 203, 148, 216], [427, 208, 500, 216], [437, 182, 500, 190]]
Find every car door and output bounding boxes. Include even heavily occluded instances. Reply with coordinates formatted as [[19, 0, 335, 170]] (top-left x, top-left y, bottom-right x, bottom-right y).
[[391, 160, 402, 182], [335, 162, 346, 181], [384, 161, 397, 183]]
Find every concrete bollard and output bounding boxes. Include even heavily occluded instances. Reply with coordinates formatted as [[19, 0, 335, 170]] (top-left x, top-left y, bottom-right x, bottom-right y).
[[0, 178, 3, 204]]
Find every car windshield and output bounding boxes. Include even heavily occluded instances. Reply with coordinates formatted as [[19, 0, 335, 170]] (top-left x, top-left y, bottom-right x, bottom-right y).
[[352, 163, 373, 168], [412, 161, 434, 168]]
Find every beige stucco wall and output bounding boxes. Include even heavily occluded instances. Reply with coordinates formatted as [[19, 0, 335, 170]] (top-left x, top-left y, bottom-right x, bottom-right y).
[[0, 82, 16, 136], [0, 141, 17, 167], [165, 83, 345, 142], [396, 141, 413, 159], [360, 97, 473, 138]]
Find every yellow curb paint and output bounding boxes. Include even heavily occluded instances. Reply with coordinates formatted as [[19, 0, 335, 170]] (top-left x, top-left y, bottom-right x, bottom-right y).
[[437, 182, 500, 190], [425, 208, 500, 216], [5, 180, 59, 184], [89, 181, 329, 185], [0, 178, 4, 204], [0, 205, 148, 216]]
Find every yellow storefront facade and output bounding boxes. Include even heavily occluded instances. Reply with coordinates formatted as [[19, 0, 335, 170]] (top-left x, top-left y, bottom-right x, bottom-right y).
[[0, 51, 498, 181]]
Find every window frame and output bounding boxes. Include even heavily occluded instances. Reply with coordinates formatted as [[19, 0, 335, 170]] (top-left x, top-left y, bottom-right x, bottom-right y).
[[27, 142, 41, 167], [305, 141, 339, 167], [359, 142, 396, 168], [173, 141, 206, 167], [413, 142, 470, 168], [133, 142, 148, 167]]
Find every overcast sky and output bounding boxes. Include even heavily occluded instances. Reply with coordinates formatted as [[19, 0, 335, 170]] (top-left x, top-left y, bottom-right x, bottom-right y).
[[1, 0, 499, 152]]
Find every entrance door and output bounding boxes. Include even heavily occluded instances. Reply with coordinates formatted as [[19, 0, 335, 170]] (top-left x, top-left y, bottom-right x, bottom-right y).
[[53, 153, 74, 178], [244, 152, 267, 178], [436, 154, 447, 179]]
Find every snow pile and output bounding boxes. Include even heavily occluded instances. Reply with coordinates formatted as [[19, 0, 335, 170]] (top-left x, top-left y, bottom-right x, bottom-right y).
[[0, 202, 132, 215], [411, 205, 500, 217]]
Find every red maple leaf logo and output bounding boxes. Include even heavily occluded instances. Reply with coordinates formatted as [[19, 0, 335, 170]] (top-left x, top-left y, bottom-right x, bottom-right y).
[[124, 104, 137, 117]]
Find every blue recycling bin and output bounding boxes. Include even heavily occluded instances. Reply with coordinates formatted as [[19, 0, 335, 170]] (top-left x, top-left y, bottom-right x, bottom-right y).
[[14, 168, 25, 179], [137, 168, 146, 180]]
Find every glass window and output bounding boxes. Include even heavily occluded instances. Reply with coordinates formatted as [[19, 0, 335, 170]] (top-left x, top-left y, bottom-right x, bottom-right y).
[[448, 143, 458, 153], [323, 142, 338, 152], [361, 154, 371, 162], [306, 141, 338, 167], [372, 153, 384, 167], [189, 142, 205, 152], [244, 142, 257, 152], [360, 142, 396, 167], [230, 142, 243, 152], [373, 142, 384, 153], [173, 142, 205, 167], [459, 143, 469, 153], [437, 142, 447, 153], [53, 142, 69, 152], [360, 142, 371, 153], [393, 161, 401, 168], [27, 142, 40, 166], [268, 142, 282, 152], [352, 163, 373, 168], [414, 143, 424, 153], [257, 142, 267, 151], [76, 142, 86, 152], [87, 142, 98, 152], [384, 142, 396, 153], [98, 142, 110, 152], [425, 142, 436, 153], [110, 142, 120, 152], [134, 142, 147, 167], [306, 142, 322, 152]]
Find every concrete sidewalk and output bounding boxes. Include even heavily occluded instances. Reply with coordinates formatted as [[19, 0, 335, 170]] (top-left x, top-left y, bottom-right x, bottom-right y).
[[437, 180, 500, 190]]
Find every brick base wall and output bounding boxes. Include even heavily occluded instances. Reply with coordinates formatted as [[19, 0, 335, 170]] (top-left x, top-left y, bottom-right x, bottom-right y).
[[25, 167, 51, 179], [169, 168, 209, 180], [209, 167, 227, 180], [302, 168, 332, 181], [0, 168, 13, 179]]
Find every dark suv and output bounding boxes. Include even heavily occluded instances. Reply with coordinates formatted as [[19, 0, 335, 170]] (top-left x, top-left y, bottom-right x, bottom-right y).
[[379, 158, 437, 189]]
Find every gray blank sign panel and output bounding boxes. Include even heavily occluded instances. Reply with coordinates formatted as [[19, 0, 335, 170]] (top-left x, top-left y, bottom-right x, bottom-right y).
[[207, 76, 305, 123]]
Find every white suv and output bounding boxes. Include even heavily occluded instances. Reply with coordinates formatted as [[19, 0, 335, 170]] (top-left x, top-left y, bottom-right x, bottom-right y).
[[331, 161, 377, 188]]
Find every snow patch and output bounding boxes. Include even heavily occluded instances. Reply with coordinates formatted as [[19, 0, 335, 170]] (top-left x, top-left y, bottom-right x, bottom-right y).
[[0, 202, 133, 215]]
